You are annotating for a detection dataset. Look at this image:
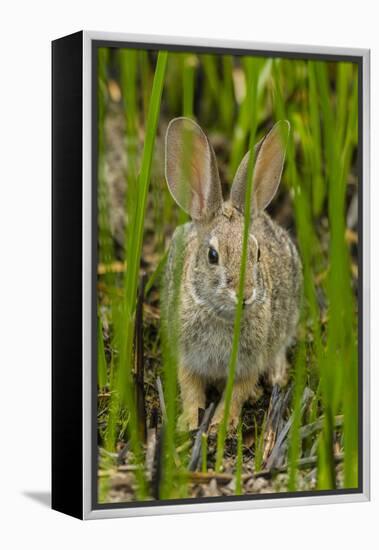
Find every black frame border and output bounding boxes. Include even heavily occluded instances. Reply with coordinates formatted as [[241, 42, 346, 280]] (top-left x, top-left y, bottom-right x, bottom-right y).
[[52, 30, 84, 519]]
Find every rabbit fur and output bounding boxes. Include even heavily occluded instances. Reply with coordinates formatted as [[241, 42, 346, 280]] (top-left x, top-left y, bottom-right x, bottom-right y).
[[162, 117, 302, 431]]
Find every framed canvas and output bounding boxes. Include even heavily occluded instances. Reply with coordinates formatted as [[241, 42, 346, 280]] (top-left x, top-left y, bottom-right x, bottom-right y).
[[52, 31, 370, 520]]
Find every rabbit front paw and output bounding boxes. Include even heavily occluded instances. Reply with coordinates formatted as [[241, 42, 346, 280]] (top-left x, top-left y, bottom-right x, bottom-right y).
[[209, 405, 240, 435], [177, 410, 199, 432]]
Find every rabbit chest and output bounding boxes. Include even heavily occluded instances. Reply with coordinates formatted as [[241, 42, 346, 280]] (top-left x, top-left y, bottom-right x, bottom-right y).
[[179, 282, 269, 382]]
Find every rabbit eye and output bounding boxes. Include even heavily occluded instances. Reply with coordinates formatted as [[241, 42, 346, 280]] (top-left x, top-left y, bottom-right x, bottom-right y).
[[208, 247, 219, 265]]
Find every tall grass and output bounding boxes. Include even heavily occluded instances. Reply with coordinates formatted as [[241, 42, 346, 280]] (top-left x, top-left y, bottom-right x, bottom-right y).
[[215, 58, 259, 471], [271, 58, 324, 488], [182, 54, 196, 118], [101, 50, 168, 498], [97, 48, 359, 501], [159, 225, 187, 498], [97, 48, 114, 287], [271, 59, 358, 490]]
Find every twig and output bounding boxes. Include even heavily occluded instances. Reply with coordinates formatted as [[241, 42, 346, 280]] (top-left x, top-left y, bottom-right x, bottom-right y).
[[188, 403, 215, 471], [145, 427, 157, 482], [300, 415, 344, 439], [263, 384, 293, 463], [264, 413, 343, 471], [265, 387, 314, 470], [151, 424, 164, 500], [156, 377, 167, 422], [149, 406, 159, 429], [347, 192, 358, 230], [255, 453, 344, 479], [189, 453, 344, 485], [190, 471, 236, 485]]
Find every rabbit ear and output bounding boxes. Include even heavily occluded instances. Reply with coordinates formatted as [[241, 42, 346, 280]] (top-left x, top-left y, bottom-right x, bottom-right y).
[[165, 117, 223, 221], [231, 120, 290, 214]]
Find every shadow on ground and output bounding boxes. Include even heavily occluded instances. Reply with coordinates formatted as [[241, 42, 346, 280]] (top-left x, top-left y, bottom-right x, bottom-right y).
[[23, 491, 51, 508]]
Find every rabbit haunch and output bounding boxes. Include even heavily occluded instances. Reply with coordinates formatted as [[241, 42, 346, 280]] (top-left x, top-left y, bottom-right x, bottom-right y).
[[162, 118, 302, 431]]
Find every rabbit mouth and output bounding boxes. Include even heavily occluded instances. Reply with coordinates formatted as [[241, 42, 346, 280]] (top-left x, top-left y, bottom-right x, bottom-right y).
[[208, 294, 254, 322], [189, 279, 255, 321], [209, 302, 237, 322]]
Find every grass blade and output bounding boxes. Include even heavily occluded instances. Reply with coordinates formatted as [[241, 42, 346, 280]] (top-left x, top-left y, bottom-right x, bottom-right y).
[[105, 51, 168, 498], [215, 58, 259, 471]]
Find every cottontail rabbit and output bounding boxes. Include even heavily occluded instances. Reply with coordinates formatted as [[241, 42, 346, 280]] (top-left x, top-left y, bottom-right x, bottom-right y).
[[162, 118, 302, 432]]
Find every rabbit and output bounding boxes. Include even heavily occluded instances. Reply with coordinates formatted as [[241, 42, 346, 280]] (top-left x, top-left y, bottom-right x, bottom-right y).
[[162, 117, 302, 432]]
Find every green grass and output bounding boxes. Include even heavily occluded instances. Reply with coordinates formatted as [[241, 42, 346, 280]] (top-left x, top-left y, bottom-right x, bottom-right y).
[[254, 414, 267, 472], [159, 215, 185, 499], [215, 58, 259, 471], [271, 59, 359, 490], [101, 50, 168, 498], [96, 48, 359, 501], [97, 311, 107, 390]]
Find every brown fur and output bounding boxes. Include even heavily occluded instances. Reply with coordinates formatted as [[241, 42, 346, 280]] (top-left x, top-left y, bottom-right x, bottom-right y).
[[162, 119, 302, 431]]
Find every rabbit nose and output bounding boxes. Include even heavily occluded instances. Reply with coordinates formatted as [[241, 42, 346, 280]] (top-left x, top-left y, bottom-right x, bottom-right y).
[[243, 284, 254, 303]]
